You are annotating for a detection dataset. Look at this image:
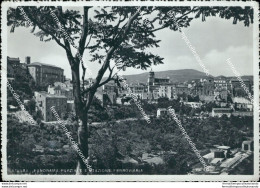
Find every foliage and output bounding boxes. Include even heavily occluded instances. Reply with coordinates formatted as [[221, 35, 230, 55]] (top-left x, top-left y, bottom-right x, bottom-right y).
[[7, 6, 254, 104], [7, 5, 254, 173], [25, 99, 36, 114], [7, 108, 253, 174], [188, 95, 200, 102], [7, 115, 78, 174]]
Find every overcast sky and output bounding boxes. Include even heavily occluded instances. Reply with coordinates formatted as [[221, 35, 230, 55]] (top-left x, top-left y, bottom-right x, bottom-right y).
[[7, 7, 253, 79]]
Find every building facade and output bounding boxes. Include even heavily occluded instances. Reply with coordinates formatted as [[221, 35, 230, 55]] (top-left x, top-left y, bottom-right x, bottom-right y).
[[212, 108, 233, 117], [176, 85, 189, 95], [35, 91, 67, 122], [148, 70, 170, 91], [157, 108, 169, 117], [7, 56, 20, 78], [214, 77, 228, 90], [27, 61, 64, 87], [48, 82, 74, 100], [7, 56, 31, 80], [158, 85, 177, 99], [7, 56, 20, 68], [230, 79, 252, 97], [183, 102, 202, 108]]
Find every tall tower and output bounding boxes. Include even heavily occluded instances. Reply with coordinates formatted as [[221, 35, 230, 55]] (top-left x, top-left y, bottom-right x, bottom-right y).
[[148, 69, 155, 93], [25, 56, 31, 64], [148, 69, 155, 86]]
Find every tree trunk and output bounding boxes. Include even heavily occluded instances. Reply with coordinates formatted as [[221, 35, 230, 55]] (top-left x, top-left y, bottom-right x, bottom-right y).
[[71, 64, 89, 175], [76, 115, 89, 175]]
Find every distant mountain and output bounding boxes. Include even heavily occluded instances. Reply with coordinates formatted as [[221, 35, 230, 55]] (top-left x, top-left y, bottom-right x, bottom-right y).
[[226, 75, 253, 82], [240, 75, 254, 82], [103, 69, 253, 84], [120, 69, 213, 84]]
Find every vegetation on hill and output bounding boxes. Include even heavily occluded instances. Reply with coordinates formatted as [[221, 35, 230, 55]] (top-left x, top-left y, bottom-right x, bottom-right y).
[[7, 104, 253, 174], [8, 6, 254, 174], [117, 69, 254, 84], [111, 69, 212, 84], [7, 65, 36, 107]]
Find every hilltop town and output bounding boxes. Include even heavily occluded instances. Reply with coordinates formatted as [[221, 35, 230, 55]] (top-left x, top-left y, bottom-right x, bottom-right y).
[[7, 56, 254, 175]]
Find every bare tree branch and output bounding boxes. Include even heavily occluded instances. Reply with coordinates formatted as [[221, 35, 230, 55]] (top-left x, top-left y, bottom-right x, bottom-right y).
[[113, 14, 127, 40], [78, 7, 90, 56], [76, 7, 91, 86], [98, 65, 115, 87], [84, 7, 142, 111], [55, 7, 75, 67], [24, 9, 69, 53], [150, 7, 198, 33], [85, 34, 93, 49]]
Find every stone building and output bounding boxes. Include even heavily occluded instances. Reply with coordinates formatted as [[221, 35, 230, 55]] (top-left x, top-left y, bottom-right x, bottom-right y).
[[211, 108, 233, 118], [157, 108, 169, 117], [7, 56, 20, 68], [158, 85, 177, 99], [214, 77, 228, 90], [103, 83, 117, 94], [7, 62, 15, 79], [7, 56, 20, 78], [101, 83, 117, 105], [183, 102, 202, 108], [128, 83, 148, 99], [242, 140, 253, 152], [35, 91, 67, 122], [202, 78, 215, 96], [7, 56, 30, 80], [48, 82, 73, 100], [230, 78, 251, 90], [148, 69, 170, 92], [230, 78, 252, 97], [27, 59, 64, 87], [176, 84, 189, 95], [147, 69, 171, 100]]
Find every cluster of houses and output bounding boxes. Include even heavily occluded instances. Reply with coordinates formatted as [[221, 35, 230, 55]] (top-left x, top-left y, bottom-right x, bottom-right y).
[[7, 56, 254, 122], [7, 56, 72, 122], [7, 56, 64, 86], [102, 70, 252, 103], [8, 56, 255, 175], [97, 70, 253, 118], [192, 139, 253, 174]]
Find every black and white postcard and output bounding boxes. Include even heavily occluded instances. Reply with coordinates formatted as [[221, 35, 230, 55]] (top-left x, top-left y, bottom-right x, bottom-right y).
[[1, 1, 259, 181]]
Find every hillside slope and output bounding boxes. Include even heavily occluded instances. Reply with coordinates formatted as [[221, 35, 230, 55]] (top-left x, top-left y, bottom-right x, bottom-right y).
[[121, 69, 212, 84]]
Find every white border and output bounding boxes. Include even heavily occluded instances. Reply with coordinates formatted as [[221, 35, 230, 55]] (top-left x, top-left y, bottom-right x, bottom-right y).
[[1, 1, 259, 181]]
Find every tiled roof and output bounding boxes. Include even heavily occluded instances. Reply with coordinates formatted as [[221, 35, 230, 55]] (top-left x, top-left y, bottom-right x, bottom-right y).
[[28, 62, 63, 69], [7, 57, 20, 61], [242, 140, 253, 144]]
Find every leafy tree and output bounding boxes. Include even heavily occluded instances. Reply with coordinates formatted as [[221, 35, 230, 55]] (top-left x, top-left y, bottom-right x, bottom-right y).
[[25, 99, 36, 114], [7, 6, 254, 174], [158, 97, 169, 103], [188, 95, 200, 102], [33, 109, 43, 121]]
